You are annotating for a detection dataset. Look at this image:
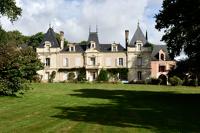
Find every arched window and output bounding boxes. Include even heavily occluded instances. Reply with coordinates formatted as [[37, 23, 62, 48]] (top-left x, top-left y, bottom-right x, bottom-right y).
[[160, 53, 165, 61]]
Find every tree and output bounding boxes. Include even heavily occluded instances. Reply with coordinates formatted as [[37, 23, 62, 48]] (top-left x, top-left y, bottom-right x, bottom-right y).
[[0, 0, 22, 22], [155, 0, 200, 75], [7, 30, 29, 46], [0, 26, 8, 44], [20, 47, 44, 82], [0, 44, 43, 95], [28, 32, 44, 50], [98, 69, 109, 81]]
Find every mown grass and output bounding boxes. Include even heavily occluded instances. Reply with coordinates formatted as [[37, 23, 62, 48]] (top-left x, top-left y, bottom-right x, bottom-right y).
[[0, 83, 200, 133]]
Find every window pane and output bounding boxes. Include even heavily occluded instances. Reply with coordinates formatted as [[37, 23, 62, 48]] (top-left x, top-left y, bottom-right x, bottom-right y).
[[46, 58, 50, 66], [119, 58, 123, 66], [159, 66, 166, 72]]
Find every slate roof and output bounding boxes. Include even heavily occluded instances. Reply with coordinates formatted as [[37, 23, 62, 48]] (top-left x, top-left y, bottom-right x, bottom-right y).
[[129, 25, 148, 47], [99, 44, 125, 52], [88, 32, 101, 50], [61, 43, 125, 52], [40, 28, 125, 52], [39, 28, 60, 48], [151, 45, 172, 61], [88, 32, 99, 44]]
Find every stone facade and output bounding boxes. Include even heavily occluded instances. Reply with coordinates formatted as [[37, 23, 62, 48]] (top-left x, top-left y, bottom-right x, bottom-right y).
[[36, 25, 175, 82]]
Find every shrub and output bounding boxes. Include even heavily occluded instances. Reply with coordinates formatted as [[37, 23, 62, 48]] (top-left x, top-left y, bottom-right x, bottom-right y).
[[32, 75, 42, 83], [150, 78, 162, 85], [77, 68, 86, 81], [187, 79, 198, 86], [97, 69, 108, 81], [169, 76, 183, 86], [68, 72, 75, 81]]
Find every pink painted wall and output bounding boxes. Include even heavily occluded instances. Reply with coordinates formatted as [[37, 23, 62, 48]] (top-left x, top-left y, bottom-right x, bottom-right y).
[[151, 61, 176, 78]]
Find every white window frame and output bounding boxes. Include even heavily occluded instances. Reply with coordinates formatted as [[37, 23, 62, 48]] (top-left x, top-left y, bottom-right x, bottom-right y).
[[118, 58, 123, 66]]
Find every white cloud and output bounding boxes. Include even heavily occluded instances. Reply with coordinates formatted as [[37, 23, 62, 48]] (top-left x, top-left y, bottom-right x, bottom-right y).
[[1, 0, 164, 46]]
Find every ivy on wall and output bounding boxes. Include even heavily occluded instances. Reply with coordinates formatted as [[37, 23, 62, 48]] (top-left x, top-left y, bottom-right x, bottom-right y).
[[107, 68, 128, 80]]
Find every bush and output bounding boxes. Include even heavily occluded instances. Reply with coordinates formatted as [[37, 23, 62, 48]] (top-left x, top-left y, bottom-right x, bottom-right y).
[[68, 72, 75, 81], [187, 79, 198, 86], [150, 78, 162, 85], [32, 75, 42, 83], [77, 68, 86, 81], [97, 69, 108, 81], [169, 76, 183, 86]]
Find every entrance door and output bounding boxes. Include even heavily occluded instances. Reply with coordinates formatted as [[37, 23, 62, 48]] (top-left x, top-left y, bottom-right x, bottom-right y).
[[92, 72, 96, 81]]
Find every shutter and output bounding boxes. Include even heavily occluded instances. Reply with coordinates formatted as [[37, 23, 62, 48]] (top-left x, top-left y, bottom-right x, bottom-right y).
[[44, 58, 46, 66], [123, 57, 126, 67], [116, 58, 119, 67], [63, 58, 66, 67]]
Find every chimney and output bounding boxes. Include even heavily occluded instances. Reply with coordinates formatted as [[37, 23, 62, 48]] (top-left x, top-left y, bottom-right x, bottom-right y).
[[60, 31, 64, 49], [125, 30, 129, 50]]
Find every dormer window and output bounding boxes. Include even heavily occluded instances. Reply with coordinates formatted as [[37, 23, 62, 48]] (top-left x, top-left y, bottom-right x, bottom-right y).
[[137, 44, 142, 51], [69, 45, 75, 52], [159, 50, 166, 61], [90, 42, 96, 49], [160, 53, 165, 61], [112, 44, 118, 52], [44, 41, 51, 52], [70, 47, 74, 51]]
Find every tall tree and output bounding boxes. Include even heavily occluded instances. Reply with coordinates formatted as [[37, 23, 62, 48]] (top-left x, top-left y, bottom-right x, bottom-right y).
[[7, 30, 29, 46], [28, 32, 44, 49], [0, 0, 22, 22], [155, 0, 200, 74]]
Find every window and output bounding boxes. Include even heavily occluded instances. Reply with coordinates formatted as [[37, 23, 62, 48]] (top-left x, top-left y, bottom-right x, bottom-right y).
[[113, 46, 117, 51], [119, 58, 123, 66], [91, 57, 96, 66], [137, 57, 142, 66], [91, 43, 95, 48], [45, 58, 50, 66], [160, 53, 165, 61], [138, 44, 142, 51], [137, 71, 142, 80], [63, 58, 68, 67], [70, 46, 75, 52], [159, 66, 166, 72], [46, 44, 50, 51]]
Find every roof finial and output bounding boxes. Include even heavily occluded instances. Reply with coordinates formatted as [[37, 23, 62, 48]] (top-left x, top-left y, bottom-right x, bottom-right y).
[[49, 23, 51, 28], [146, 30, 148, 41], [137, 20, 140, 27], [96, 25, 98, 33]]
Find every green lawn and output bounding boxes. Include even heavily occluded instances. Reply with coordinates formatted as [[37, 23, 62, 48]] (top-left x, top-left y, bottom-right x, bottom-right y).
[[0, 83, 200, 133]]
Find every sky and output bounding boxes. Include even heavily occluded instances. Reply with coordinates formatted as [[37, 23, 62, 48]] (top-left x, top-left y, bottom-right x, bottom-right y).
[[1, 0, 164, 47]]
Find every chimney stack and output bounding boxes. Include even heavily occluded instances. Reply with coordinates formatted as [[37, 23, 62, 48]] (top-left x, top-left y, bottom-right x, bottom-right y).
[[125, 30, 129, 50], [60, 31, 64, 49]]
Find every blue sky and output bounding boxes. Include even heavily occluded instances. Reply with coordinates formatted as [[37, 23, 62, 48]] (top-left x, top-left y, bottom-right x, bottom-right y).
[[1, 0, 164, 46]]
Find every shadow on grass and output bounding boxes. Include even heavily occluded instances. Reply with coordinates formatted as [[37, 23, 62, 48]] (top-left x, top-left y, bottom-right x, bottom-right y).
[[53, 89, 200, 132]]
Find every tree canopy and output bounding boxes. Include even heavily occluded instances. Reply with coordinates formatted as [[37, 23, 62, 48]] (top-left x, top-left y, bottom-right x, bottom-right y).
[[155, 0, 200, 75], [0, 0, 22, 22]]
